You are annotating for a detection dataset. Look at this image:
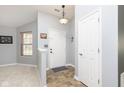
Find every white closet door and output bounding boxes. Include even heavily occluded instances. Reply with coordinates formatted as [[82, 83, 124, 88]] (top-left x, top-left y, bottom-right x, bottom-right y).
[[78, 11, 100, 87]]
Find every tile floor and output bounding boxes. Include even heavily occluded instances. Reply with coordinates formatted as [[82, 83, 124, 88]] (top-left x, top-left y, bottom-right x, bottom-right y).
[[47, 66, 86, 87]]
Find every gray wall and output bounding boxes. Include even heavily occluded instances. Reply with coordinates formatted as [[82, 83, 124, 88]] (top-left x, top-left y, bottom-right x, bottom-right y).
[[66, 17, 75, 66], [17, 21, 37, 65], [101, 6, 118, 87], [75, 5, 118, 87], [0, 26, 17, 65], [38, 12, 71, 68], [118, 5, 124, 86]]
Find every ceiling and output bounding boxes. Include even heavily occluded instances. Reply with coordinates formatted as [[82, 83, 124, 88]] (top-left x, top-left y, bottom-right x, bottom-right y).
[[0, 5, 74, 27]]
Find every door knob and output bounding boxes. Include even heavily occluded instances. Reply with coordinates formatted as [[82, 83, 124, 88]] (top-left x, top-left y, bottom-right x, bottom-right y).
[[79, 53, 83, 56]]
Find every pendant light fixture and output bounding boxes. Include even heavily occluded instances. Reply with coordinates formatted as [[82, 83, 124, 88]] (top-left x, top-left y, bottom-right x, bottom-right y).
[[59, 5, 68, 24]]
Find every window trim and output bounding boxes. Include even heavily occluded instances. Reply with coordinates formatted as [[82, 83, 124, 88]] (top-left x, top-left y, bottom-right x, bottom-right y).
[[20, 31, 33, 56]]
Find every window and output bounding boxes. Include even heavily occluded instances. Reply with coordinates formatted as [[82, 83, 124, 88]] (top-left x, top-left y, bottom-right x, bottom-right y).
[[21, 32, 33, 56]]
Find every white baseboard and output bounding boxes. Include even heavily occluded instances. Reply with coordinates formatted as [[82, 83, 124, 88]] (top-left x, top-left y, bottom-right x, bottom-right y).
[[74, 75, 79, 81], [0, 63, 17, 67], [0, 63, 37, 67], [17, 63, 37, 67], [66, 64, 75, 68]]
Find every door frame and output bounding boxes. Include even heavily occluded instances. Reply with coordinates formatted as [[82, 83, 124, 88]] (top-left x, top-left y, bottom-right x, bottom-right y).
[[77, 8, 102, 86], [48, 28, 66, 69]]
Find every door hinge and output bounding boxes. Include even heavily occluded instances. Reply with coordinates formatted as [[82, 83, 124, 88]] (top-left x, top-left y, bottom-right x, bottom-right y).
[[98, 79, 100, 84], [98, 48, 100, 53]]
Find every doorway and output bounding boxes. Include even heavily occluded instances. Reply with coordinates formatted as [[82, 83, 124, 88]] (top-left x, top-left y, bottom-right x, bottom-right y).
[[48, 28, 66, 69]]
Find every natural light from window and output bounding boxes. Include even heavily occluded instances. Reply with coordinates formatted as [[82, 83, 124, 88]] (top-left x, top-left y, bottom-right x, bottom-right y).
[[21, 32, 33, 56]]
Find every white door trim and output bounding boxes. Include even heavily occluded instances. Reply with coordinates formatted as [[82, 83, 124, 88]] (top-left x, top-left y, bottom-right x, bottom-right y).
[[77, 8, 102, 87]]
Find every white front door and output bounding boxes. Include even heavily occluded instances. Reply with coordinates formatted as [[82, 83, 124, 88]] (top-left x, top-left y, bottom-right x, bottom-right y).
[[78, 11, 101, 87], [48, 28, 66, 68]]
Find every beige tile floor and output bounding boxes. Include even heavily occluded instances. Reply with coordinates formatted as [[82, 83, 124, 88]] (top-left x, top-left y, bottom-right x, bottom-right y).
[[47, 66, 86, 87], [0, 65, 41, 87]]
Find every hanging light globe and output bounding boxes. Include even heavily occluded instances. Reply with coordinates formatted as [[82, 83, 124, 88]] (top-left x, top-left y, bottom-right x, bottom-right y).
[[59, 18, 68, 24], [59, 5, 68, 24]]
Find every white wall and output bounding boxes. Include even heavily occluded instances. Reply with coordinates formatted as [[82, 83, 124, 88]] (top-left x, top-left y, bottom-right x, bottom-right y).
[[16, 21, 37, 65], [75, 5, 118, 87], [0, 26, 16, 65], [38, 12, 70, 68]]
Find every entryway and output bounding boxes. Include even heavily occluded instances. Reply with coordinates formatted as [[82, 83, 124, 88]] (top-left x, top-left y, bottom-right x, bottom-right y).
[[47, 28, 84, 87], [47, 66, 85, 87], [48, 28, 66, 69]]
